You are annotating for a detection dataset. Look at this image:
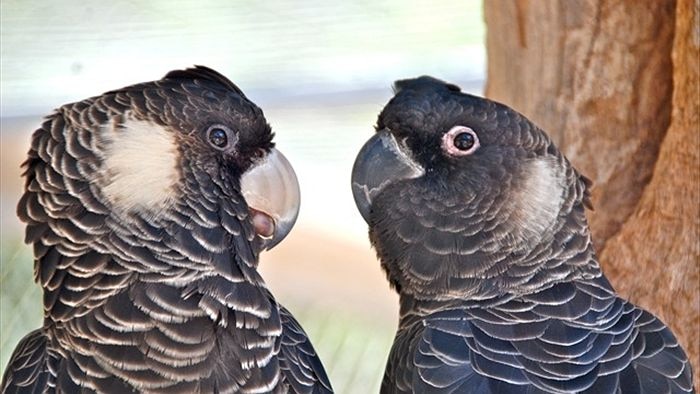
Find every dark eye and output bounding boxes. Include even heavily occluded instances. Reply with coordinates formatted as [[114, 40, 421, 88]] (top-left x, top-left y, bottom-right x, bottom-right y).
[[442, 126, 480, 156], [453, 132, 475, 150], [206, 125, 236, 150]]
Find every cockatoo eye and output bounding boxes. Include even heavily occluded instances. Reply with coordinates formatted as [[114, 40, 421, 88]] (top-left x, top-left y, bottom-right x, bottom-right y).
[[442, 125, 480, 156], [207, 125, 236, 150], [453, 132, 475, 150]]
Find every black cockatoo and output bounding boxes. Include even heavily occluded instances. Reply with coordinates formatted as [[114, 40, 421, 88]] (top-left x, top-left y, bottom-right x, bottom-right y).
[[2, 66, 333, 393], [351, 77, 694, 393]]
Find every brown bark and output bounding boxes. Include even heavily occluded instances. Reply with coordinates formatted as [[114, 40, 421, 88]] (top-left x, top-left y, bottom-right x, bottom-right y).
[[484, 0, 675, 251], [601, 0, 700, 388], [485, 0, 699, 387]]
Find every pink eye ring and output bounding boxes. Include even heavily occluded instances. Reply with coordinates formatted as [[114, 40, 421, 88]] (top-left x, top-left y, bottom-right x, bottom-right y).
[[442, 126, 480, 156]]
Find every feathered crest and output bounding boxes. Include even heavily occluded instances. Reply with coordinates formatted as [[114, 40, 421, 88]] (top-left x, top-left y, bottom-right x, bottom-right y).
[[164, 65, 247, 98], [393, 76, 461, 94]]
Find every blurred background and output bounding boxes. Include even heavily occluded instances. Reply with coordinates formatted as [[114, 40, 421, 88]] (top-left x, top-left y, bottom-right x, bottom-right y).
[[0, 1, 486, 391]]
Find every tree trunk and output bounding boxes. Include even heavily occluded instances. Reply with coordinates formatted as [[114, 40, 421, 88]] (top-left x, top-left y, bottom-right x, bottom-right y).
[[601, 0, 699, 386], [485, 0, 699, 388]]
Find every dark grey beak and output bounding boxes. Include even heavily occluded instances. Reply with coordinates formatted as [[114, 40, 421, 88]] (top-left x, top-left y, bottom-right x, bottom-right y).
[[351, 130, 424, 224]]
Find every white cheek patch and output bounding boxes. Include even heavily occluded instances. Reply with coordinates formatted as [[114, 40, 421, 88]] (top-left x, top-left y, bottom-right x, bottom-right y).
[[510, 157, 565, 241], [100, 118, 180, 214]]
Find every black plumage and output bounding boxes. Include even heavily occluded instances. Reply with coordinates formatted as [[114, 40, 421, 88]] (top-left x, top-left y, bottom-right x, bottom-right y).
[[351, 76, 694, 393], [2, 66, 332, 393]]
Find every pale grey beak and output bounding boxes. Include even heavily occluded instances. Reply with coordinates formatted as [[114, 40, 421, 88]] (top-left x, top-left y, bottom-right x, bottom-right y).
[[241, 148, 300, 250]]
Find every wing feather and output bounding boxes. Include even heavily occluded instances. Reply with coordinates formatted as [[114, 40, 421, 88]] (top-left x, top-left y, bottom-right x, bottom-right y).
[[278, 306, 333, 394], [383, 280, 694, 393], [1, 329, 54, 393]]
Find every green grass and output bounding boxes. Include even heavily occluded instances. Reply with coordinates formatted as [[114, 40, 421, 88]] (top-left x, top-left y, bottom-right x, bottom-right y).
[[289, 303, 395, 392], [0, 238, 42, 373]]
